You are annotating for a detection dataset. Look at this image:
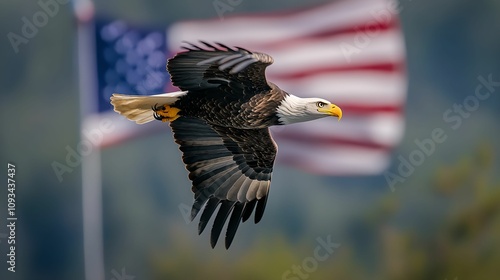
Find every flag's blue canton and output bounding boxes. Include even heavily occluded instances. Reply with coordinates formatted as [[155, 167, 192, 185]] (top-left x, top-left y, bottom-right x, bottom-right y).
[[95, 20, 169, 112]]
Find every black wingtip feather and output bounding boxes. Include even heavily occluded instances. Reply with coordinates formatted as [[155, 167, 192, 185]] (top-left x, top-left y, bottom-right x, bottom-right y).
[[210, 201, 235, 248], [198, 198, 220, 235], [236, 46, 252, 54], [190, 204, 201, 221], [191, 196, 208, 221], [215, 42, 234, 52], [241, 199, 257, 223], [181, 40, 202, 51], [225, 202, 245, 249], [254, 196, 268, 224], [199, 40, 217, 50]]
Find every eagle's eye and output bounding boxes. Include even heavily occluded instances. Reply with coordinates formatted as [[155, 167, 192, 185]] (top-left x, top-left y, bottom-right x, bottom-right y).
[[316, 101, 326, 108]]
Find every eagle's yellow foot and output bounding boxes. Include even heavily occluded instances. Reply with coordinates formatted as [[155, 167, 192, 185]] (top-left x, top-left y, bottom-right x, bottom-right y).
[[152, 104, 181, 122]]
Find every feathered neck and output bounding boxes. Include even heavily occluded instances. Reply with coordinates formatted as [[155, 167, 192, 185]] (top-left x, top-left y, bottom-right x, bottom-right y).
[[275, 94, 321, 125]]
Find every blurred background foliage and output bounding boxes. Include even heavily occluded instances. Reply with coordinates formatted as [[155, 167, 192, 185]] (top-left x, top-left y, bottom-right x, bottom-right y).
[[1, 0, 499, 279], [149, 145, 500, 280]]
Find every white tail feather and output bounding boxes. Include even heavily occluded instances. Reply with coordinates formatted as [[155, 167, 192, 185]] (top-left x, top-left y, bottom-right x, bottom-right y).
[[110, 91, 187, 124]]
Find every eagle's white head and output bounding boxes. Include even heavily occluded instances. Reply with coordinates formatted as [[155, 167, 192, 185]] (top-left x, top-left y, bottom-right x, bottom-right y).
[[276, 94, 342, 125]]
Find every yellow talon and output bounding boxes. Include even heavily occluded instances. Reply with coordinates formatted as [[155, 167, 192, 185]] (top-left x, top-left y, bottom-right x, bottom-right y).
[[155, 104, 181, 122]]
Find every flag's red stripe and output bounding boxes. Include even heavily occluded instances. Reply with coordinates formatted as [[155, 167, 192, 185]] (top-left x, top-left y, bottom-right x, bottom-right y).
[[307, 19, 397, 40], [275, 132, 392, 150], [341, 104, 403, 115], [271, 62, 403, 80]]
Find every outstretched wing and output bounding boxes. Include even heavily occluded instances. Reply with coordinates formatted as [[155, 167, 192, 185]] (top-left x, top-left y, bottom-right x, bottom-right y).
[[170, 116, 276, 248], [167, 41, 274, 94]]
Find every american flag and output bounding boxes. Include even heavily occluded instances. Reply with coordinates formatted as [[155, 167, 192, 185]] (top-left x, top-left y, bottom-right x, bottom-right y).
[[84, 0, 406, 175]]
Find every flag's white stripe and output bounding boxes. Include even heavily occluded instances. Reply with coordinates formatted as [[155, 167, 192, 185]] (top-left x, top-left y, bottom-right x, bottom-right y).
[[264, 31, 404, 75], [167, 0, 398, 50], [273, 71, 406, 105], [335, 114, 404, 146], [277, 143, 391, 175], [271, 112, 405, 148]]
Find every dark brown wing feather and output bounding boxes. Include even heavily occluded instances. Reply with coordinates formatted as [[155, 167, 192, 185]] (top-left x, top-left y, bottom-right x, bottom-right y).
[[167, 41, 274, 94], [170, 116, 276, 248]]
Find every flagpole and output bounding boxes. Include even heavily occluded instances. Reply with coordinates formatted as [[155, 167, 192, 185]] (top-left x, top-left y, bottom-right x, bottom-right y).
[[73, 1, 105, 280]]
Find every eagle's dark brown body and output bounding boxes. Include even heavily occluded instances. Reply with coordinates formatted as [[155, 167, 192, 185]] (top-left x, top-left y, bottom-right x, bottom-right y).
[[174, 82, 286, 129]]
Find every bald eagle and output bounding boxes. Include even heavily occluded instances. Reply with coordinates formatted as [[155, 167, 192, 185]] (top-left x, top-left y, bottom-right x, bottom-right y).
[[111, 42, 342, 248]]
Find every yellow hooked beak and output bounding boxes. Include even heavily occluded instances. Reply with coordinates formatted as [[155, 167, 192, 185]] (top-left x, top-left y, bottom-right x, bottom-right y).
[[318, 103, 342, 121]]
